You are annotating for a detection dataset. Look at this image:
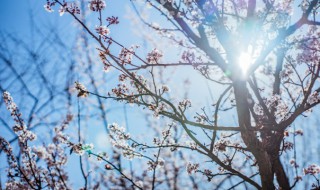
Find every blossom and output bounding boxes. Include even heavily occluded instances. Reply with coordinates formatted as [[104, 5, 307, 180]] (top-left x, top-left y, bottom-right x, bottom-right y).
[[44, 1, 55, 13], [75, 81, 89, 97], [303, 164, 320, 175], [283, 141, 293, 152], [178, 99, 191, 110], [146, 48, 163, 64], [181, 50, 195, 63], [106, 16, 119, 25], [33, 146, 49, 159], [289, 159, 299, 168], [119, 47, 133, 64], [135, 180, 143, 188], [186, 162, 199, 175], [161, 85, 170, 93], [108, 123, 138, 160], [72, 143, 84, 155], [185, 141, 197, 150], [204, 169, 212, 176], [294, 129, 304, 136], [96, 25, 110, 36], [307, 91, 320, 105], [88, 0, 106, 12], [59, 2, 67, 16]]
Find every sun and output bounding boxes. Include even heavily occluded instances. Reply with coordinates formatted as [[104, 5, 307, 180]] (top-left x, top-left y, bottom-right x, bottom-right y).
[[238, 46, 254, 75]]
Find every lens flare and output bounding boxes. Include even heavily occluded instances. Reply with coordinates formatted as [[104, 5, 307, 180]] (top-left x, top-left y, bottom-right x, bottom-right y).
[[238, 46, 254, 75]]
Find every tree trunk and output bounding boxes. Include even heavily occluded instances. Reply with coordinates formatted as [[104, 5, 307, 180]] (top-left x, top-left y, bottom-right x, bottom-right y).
[[273, 157, 290, 190], [233, 80, 277, 190], [256, 152, 275, 190]]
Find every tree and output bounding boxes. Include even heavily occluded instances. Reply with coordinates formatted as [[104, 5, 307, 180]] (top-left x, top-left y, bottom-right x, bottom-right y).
[[1, 0, 320, 189]]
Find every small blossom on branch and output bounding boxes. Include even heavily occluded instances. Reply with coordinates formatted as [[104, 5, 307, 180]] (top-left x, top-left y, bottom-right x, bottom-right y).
[[59, 2, 67, 16], [106, 16, 119, 25], [161, 85, 170, 93], [303, 164, 320, 175], [44, 1, 55, 12], [290, 159, 299, 168], [282, 141, 293, 152], [307, 91, 320, 105], [178, 99, 191, 111], [185, 141, 197, 150], [59, 1, 80, 16], [119, 47, 134, 64], [146, 48, 163, 64], [148, 103, 167, 118], [108, 123, 139, 160], [186, 162, 199, 175], [181, 50, 195, 63], [294, 129, 304, 136], [194, 114, 206, 124], [96, 25, 110, 37], [147, 158, 165, 171], [72, 143, 84, 155], [88, 0, 106, 12], [75, 81, 89, 97], [98, 50, 112, 72], [3, 91, 37, 142], [215, 140, 228, 152]]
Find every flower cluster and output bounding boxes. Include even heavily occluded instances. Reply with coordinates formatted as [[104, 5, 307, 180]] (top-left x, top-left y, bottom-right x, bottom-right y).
[[44, 1, 80, 15], [1, 93, 74, 189], [3, 92, 37, 143], [282, 141, 294, 152], [186, 162, 199, 175], [146, 48, 163, 64], [161, 85, 170, 93], [303, 164, 320, 175], [0, 137, 20, 186], [71, 143, 95, 155], [181, 50, 195, 63], [98, 50, 111, 72], [265, 94, 289, 121], [148, 103, 167, 118], [106, 16, 119, 25], [44, 0, 55, 13], [214, 139, 230, 152], [119, 47, 134, 64], [75, 81, 89, 97], [307, 91, 320, 105], [96, 26, 110, 37], [185, 141, 197, 150], [147, 158, 165, 171], [59, 2, 80, 16], [111, 83, 129, 97], [88, 0, 106, 12], [194, 114, 206, 124], [178, 99, 191, 111], [108, 123, 138, 159]]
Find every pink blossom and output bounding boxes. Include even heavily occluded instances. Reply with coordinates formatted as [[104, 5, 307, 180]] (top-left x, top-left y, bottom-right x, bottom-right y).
[[88, 0, 106, 12]]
